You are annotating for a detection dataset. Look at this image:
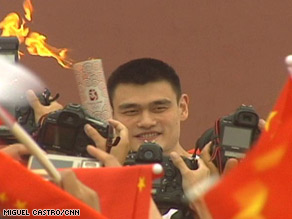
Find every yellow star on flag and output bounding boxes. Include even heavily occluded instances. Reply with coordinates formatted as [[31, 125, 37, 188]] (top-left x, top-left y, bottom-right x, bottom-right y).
[[265, 111, 277, 132], [14, 200, 27, 209], [233, 181, 268, 219], [0, 192, 8, 203], [254, 144, 286, 172], [137, 177, 146, 192]]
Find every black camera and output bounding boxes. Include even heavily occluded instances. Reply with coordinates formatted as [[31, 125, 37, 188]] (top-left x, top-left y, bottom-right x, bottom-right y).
[[36, 103, 110, 157], [0, 37, 52, 143], [196, 105, 261, 172], [0, 36, 19, 63], [0, 89, 52, 144], [124, 142, 198, 216]]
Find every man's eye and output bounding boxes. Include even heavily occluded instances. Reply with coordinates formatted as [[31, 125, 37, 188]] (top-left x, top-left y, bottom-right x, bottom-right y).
[[153, 106, 168, 112], [123, 110, 138, 115]]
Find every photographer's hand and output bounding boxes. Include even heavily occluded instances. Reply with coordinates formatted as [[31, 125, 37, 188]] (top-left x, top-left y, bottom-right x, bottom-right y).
[[1, 144, 30, 165], [258, 118, 266, 130], [170, 152, 210, 193], [85, 119, 129, 164], [26, 89, 63, 123], [200, 142, 238, 176], [87, 145, 122, 167], [60, 169, 100, 211], [170, 152, 211, 218]]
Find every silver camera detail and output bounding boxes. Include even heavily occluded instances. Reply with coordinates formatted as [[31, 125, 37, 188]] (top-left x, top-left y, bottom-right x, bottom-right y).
[[28, 154, 100, 178]]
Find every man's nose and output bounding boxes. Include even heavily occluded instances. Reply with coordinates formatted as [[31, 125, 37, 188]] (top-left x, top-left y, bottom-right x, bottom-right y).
[[137, 111, 157, 128]]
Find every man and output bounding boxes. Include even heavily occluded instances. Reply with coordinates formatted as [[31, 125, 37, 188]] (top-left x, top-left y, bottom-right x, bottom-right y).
[[85, 58, 210, 188], [80, 58, 211, 218], [107, 58, 190, 156], [106, 58, 210, 217], [24, 58, 211, 218]]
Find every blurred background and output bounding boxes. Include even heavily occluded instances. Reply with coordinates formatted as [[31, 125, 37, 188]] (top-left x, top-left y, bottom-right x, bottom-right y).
[[0, 0, 291, 150]]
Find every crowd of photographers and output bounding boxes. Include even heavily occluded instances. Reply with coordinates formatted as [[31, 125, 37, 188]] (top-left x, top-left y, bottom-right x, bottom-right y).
[[0, 58, 265, 219]]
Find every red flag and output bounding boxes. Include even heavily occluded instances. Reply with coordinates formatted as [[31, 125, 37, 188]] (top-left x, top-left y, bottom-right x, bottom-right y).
[[74, 164, 162, 219], [204, 77, 292, 218], [0, 151, 106, 219]]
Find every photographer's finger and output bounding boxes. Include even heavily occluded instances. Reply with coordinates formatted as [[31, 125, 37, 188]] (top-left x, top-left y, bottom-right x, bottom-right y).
[[108, 119, 130, 163], [26, 89, 49, 123], [200, 142, 218, 175], [49, 101, 63, 111], [26, 90, 42, 112], [108, 119, 123, 131], [223, 158, 238, 176], [87, 145, 121, 167], [84, 124, 106, 150], [2, 144, 31, 164], [200, 142, 212, 160], [196, 158, 205, 169], [258, 119, 266, 131], [10, 144, 30, 156], [60, 170, 93, 200], [196, 158, 210, 176], [60, 170, 100, 211], [170, 152, 189, 175], [60, 170, 82, 192], [26, 90, 63, 123], [108, 119, 128, 137]]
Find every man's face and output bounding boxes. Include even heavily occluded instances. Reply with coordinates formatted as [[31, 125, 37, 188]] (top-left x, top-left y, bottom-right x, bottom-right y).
[[112, 81, 188, 154]]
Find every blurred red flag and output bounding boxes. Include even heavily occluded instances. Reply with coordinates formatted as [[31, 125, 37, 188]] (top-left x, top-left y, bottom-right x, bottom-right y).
[[0, 151, 106, 219], [0, 149, 161, 219], [204, 77, 292, 218], [75, 164, 162, 219]]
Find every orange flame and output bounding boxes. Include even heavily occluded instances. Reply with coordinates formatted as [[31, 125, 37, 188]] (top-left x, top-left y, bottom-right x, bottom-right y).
[[25, 32, 72, 68], [23, 0, 33, 21], [0, 0, 73, 68], [0, 13, 29, 43]]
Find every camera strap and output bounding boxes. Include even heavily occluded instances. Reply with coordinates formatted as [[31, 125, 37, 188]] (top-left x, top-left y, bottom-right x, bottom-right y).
[[213, 118, 224, 173], [105, 125, 121, 153], [42, 88, 60, 106]]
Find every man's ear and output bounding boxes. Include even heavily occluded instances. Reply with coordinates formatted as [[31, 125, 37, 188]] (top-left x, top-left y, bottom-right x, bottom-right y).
[[179, 94, 189, 121]]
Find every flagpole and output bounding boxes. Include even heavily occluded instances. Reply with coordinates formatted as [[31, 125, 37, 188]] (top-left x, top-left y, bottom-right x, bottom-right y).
[[0, 106, 62, 185]]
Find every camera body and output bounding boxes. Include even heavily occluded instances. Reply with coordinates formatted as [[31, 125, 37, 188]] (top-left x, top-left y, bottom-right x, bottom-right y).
[[36, 103, 109, 157], [196, 105, 261, 172], [0, 36, 19, 63], [0, 89, 51, 144], [0, 37, 52, 143], [28, 154, 100, 180], [124, 142, 198, 213]]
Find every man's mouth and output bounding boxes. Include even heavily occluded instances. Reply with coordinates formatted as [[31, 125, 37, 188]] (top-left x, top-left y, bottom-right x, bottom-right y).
[[135, 132, 161, 141]]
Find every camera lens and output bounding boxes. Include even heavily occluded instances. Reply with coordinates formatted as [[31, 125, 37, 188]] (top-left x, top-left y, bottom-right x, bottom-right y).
[[136, 142, 163, 163], [144, 150, 154, 160]]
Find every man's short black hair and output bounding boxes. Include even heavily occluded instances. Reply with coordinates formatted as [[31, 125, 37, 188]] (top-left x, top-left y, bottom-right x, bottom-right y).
[[107, 58, 182, 106]]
